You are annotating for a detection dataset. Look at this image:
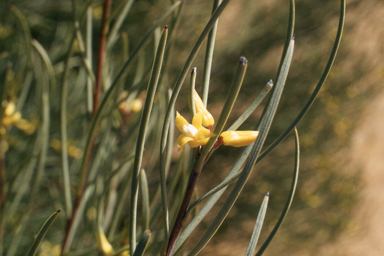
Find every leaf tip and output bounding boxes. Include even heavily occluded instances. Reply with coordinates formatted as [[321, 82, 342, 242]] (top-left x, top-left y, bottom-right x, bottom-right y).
[[239, 56, 248, 66], [266, 191, 269, 197], [266, 80, 274, 91]]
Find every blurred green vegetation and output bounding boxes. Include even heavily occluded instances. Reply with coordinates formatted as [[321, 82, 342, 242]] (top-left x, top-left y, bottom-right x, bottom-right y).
[[1, 0, 378, 255]]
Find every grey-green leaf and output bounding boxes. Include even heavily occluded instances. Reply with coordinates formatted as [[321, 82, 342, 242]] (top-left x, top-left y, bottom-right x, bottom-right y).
[[27, 209, 61, 256], [244, 192, 269, 256]]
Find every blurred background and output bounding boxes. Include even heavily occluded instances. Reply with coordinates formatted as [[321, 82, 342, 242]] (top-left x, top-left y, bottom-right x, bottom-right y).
[[1, 0, 383, 255]]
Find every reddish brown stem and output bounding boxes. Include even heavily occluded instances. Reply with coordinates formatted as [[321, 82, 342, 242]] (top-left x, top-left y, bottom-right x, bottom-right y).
[[62, 0, 112, 252], [165, 163, 201, 256], [92, 0, 113, 117]]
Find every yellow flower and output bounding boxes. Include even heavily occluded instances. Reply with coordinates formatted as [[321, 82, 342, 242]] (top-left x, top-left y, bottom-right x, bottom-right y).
[[220, 131, 259, 147], [2, 102, 21, 127], [176, 111, 216, 150], [189, 90, 214, 128]]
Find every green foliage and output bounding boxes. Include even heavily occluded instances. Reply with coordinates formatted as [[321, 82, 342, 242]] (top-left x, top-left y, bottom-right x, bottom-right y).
[[0, 0, 347, 255]]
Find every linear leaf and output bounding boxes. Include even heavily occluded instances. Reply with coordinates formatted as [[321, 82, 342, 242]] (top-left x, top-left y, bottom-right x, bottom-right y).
[[27, 209, 61, 256], [244, 192, 269, 256], [255, 128, 300, 256]]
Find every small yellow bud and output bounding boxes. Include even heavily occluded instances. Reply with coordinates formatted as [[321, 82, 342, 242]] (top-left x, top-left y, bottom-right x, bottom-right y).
[[130, 98, 143, 113], [189, 90, 214, 127], [220, 131, 259, 147], [96, 225, 114, 255], [5, 102, 16, 116]]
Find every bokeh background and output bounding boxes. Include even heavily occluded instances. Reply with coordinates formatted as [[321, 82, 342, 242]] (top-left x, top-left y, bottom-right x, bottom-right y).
[[1, 0, 383, 255]]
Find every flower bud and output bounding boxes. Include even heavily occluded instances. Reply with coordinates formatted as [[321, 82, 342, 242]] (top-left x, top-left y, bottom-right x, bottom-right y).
[[190, 90, 214, 127], [220, 131, 259, 147]]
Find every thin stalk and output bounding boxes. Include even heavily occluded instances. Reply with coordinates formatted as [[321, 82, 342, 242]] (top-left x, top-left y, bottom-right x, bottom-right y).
[[165, 161, 201, 256], [129, 26, 168, 256], [93, 0, 113, 116]]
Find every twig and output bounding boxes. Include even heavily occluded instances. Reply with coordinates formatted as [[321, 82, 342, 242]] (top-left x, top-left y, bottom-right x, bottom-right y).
[[93, 0, 113, 117]]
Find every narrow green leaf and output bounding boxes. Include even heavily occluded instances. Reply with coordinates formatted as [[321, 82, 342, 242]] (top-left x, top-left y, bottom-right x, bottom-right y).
[[107, 0, 136, 49], [227, 80, 273, 131], [108, 160, 134, 239], [275, 0, 295, 82], [158, 0, 232, 243], [186, 38, 295, 256], [27, 209, 61, 256], [257, 0, 345, 161], [189, 68, 197, 117], [201, 0, 222, 105], [130, 26, 168, 255], [140, 169, 150, 230], [77, 1, 180, 207], [70, 0, 95, 83], [244, 193, 269, 256], [30, 39, 57, 99], [255, 128, 300, 256], [9, 5, 32, 67], [196, 57, 248, 173], [187, 169, 240, 213], [63, 185, 95, 253], [160, 0, 232, 163], [86, 5, 93, 113], [175, 144, 254, 253], [133, 230, 151, 256]]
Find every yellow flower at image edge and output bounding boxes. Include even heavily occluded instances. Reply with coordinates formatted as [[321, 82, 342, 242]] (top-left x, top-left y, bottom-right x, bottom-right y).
[[220, 131, 259, 147], [176, 111, 216, 150]]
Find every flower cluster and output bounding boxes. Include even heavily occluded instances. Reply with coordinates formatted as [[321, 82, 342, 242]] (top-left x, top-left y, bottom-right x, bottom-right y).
[[176, 90, 259, 150]]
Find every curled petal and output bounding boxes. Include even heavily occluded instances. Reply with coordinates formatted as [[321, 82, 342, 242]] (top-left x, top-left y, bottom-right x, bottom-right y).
[[177, 134, 194, 150], [193, 90, 215, 127], [195, 128, 216, 141], [187, 140, 202, 148], [192, 112, 204, 129], [220, 131, 259, 147], [176, 111, 189, 133]]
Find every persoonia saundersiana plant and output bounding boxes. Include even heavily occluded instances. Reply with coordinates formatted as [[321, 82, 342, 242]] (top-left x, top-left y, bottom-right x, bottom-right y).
[[0, 0, 345, 255]]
